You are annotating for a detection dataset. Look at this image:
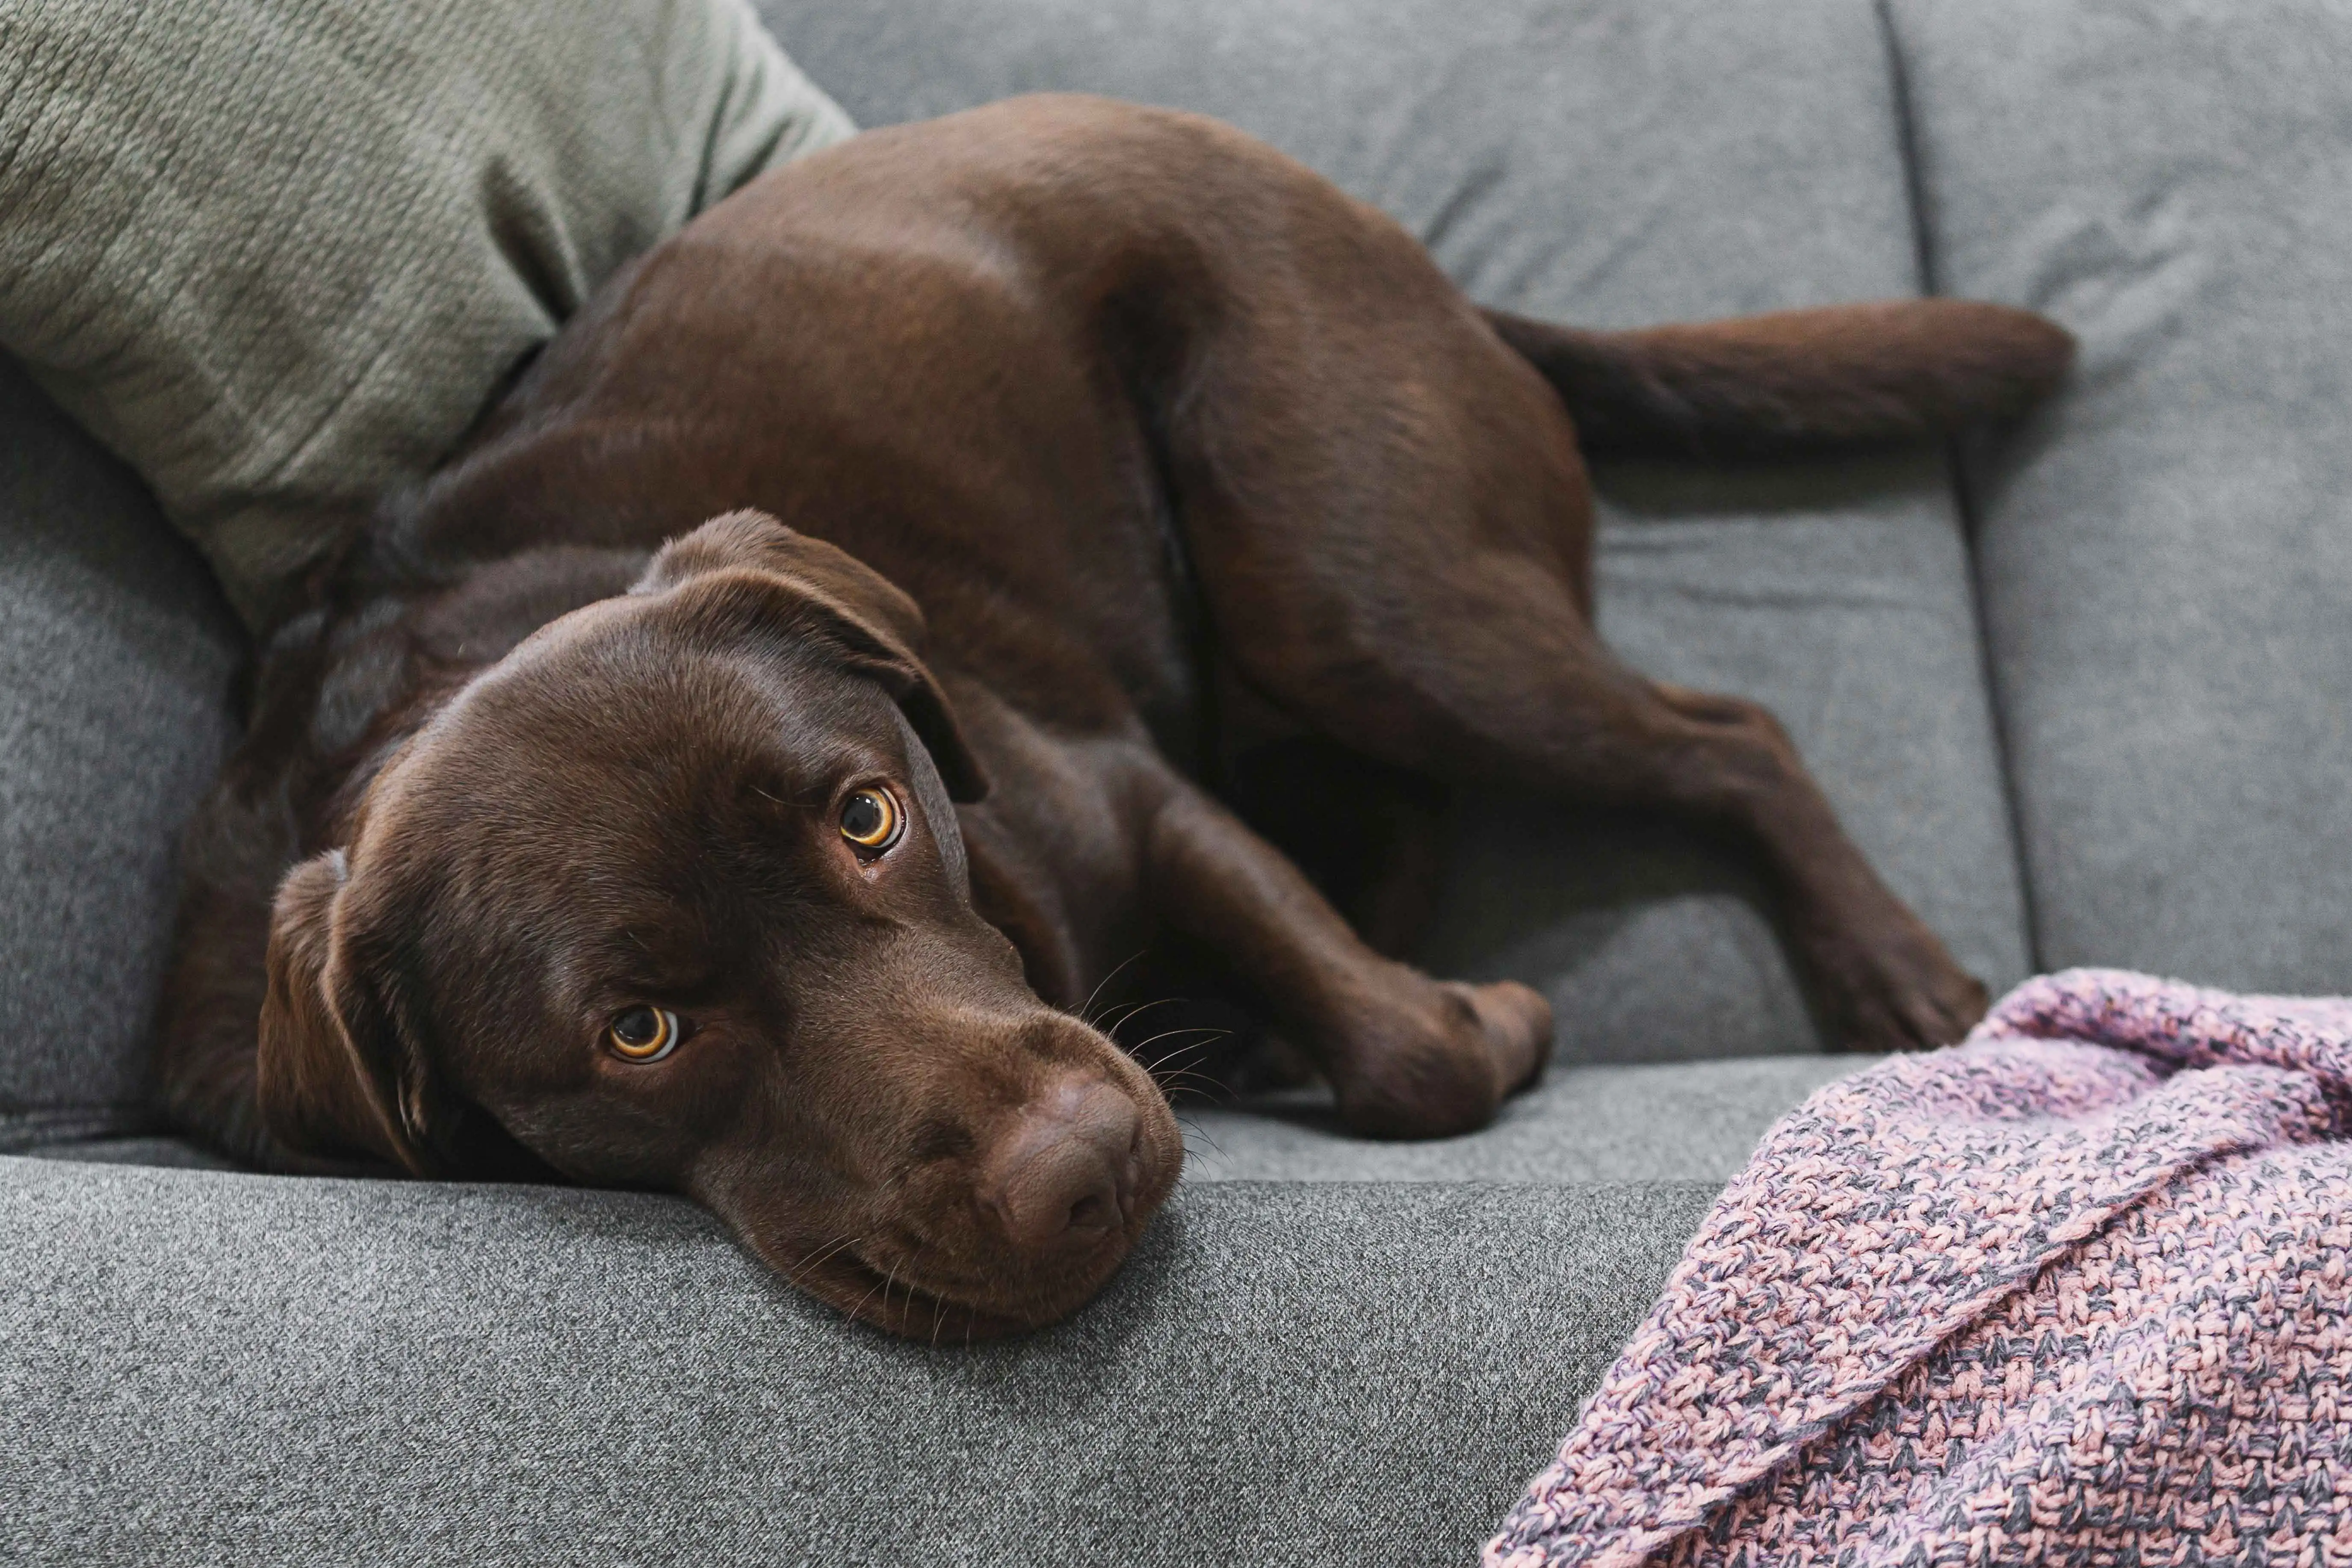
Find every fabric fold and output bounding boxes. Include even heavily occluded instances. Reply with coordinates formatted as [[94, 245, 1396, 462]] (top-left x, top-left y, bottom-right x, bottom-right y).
[[1490, 969, 2352, 1567]]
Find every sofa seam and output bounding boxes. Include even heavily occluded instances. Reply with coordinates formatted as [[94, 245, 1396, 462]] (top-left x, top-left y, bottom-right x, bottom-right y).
[[1874, 0, 2045, 975]]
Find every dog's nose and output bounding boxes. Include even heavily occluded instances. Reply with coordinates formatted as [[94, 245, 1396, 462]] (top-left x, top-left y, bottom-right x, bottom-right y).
[[976, 1075, 1141, 1255]]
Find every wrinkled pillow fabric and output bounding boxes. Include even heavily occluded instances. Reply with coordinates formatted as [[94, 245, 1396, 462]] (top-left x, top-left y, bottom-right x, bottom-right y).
[[0, 0, 853, 631]]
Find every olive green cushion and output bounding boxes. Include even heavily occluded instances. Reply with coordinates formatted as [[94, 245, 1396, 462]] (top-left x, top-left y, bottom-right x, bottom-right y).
[[0, 0, 851, 631]]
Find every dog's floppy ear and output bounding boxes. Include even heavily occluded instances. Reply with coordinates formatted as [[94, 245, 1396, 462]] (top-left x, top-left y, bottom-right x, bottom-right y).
[[256, 849, 443, 1175], [636, 510, 990, 802]]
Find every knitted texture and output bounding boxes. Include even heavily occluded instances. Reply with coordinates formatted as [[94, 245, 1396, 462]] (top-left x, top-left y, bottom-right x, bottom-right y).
[[0, 0, 852, 632], [1489, 969, 2352, 1568]]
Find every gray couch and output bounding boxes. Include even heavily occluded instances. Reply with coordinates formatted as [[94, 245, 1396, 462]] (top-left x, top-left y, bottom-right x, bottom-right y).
[[6, 0, 2347, 1562]]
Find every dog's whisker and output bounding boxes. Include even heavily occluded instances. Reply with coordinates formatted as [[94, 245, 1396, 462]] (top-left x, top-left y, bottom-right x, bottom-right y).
[[1141, 1048, 1232, 1087], [754, 780, 830, 811], [1141, 1039, 1227, 1075], [785, 1232, 864, 1294], [1143, 1045, 1232, 1080], [1100, 995, 1186, 1037], [928, 1277, 951, 1351], [1175, 1113, 1229, 1159], [1073, 950, 1149, 1028], [1129, 1024, 1231, 1066], [1145, 1051, 1228, 1080], [847, 1257, 896, 1325], [1131, 1023, 1227, 1049], [1158, 1076, 1233, 1107], [786, 1233, 856, 1285]]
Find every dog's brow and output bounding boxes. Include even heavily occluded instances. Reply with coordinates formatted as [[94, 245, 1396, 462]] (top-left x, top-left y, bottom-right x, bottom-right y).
[[748, 780, 830, 811], [576, 923, 727, 997]]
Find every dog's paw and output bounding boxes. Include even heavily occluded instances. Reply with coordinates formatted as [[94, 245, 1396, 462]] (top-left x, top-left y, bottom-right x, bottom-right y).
[[1808, 915, 1989, 1053], [1442, 978, 1554, 1098], [1330, 974, 1554, 1139]]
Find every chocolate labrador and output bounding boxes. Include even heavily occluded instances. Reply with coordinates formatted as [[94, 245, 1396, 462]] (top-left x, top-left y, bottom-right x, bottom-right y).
[[159, 94, 2071, 1339]]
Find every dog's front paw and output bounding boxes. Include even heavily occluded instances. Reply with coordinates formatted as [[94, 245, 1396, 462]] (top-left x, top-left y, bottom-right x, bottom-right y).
[[1806, 913, 1988, 1052], [1442, 979, 1554, 1098], [1330, 974, 1554, 1139]]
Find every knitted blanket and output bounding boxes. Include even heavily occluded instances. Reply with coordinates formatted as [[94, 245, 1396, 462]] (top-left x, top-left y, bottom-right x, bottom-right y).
[[1489, 969, 2352, 1567]]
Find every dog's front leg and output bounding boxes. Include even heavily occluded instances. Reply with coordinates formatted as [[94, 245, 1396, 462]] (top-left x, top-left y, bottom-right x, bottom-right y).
[[1143, 781, 1551, 1138]]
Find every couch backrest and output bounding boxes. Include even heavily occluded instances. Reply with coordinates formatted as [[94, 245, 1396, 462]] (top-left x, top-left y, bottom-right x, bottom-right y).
[[764, 0, 2352, 1005], [0, 352, 241, 1149], [1891, 0, 2352, 992]]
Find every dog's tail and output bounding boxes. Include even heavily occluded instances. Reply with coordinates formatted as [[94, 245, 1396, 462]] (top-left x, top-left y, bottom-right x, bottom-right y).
[[1483, 299, 2074, 461]]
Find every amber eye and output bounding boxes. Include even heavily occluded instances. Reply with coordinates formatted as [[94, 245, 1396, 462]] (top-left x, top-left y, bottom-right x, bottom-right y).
[[607, 1006, 680, 1062], [839, 787, 902, 852]]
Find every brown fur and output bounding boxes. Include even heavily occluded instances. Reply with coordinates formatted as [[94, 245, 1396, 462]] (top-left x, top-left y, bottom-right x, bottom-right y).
[[157, 94, 2072, 1338]]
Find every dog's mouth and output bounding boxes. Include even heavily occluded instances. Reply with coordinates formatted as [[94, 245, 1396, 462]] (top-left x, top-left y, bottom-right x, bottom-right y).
[[768, 1228, 1147, 1343], [798, 1246, 1044, 1342]]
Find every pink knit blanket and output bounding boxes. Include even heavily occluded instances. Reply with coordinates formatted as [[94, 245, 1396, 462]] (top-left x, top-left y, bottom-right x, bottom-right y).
[[1488, 969, 2352, 1568]]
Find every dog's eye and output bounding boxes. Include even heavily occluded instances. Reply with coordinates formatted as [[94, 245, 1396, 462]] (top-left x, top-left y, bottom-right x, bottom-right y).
[[839, 787, 903, 852], [607, 1006, 680, 1062]]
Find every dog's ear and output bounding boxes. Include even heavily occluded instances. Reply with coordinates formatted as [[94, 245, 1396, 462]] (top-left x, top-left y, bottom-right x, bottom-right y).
[[637, 510, 990, 802], [256, 849, 443, 1175]]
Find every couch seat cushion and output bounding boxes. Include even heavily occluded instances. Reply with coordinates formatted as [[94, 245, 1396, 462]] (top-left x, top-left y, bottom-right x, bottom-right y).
[[1183, 1054, 1864, 1183], [0, 1156, 1714, 1566]]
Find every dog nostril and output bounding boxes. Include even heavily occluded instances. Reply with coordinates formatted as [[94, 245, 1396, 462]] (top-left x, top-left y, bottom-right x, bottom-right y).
[[1067, 1191, 1111, 1232]]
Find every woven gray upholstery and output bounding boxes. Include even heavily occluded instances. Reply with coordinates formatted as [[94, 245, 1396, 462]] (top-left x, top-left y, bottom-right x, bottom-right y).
[[1890, 0, 2352, 991], [0, 1156, 1716, 1567], [0, 352, 240, 1150]]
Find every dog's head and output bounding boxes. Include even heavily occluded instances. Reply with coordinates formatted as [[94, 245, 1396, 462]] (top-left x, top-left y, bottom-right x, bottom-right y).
[[257, 511, 1182, 1338]]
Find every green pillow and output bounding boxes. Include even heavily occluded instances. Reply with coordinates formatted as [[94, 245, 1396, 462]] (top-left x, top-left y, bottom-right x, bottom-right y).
[[0, 0, 853, 630]]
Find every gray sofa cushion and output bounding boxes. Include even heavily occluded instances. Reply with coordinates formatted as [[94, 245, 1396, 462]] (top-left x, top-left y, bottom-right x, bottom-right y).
[[0, 353, 241, 1151], [1890, 0, 2352, 992], [758, 0, 2034, 1060], [0, 1156, 1717, 1567]]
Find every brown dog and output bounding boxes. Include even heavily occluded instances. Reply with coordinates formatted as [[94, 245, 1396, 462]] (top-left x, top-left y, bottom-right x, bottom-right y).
[[158, 94, 2071, 1339]]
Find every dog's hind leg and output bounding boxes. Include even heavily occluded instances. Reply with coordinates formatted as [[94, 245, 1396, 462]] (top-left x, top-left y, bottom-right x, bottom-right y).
[[1157, 288, 1989, 1061], [1194, 525, 1988, 1057]]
